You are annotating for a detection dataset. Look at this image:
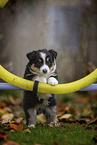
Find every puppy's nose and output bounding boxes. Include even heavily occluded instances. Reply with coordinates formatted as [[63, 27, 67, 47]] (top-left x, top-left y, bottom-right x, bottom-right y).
[[43, 69, 47, 74]]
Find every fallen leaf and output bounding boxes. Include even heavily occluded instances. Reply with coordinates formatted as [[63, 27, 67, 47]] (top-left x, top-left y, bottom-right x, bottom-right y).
[[0, 108, 8, 116], [47, 121, 60, 127], [54, 141, 58, 145], [14, 111, 22, 118], [57, 112, 64, 118], [16, 117, 23, 124], [24, 128, 31, 133], [8, 95, 17, 105], [2, 120, 15, 124], [68, 119, 76, 123], [88, 119, 97, 125], [2, 120, 10, 124], [1, 113, 14, 120], [76, 119, 87, 125], [64, 106, 70, 112], [11, 121, 16, 124], [60, 124, 70, 128], [10, 129, 15, 132], [0, 102, 7, 108], [91, 114, 94, 120], [3, 140, 20, 145], [3, 127, 12, 131], [59, 114, 72, 120], [9, 122, 23, 132], [57, 107, 64, 112], [83, 109, 90, 115], [37, 113, 46, 122], [65, 106, 77, 113], [0, 132, 9, 142], [8, 95, 21, 105], [3, 107, 12, 113]]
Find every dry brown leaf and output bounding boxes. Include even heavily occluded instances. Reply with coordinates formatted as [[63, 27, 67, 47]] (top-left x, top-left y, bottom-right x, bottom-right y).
[[9, 122, 23, 132], [60, 124, 70, 128], [3, 107, 12, 113], [24, 128, 31, 133], [57, 112, 64, 118], [8, 96, 17, 105], [0, 132, 9, 142], [14, 111, 22, 118], [76, 119, 87, 125], [59, 114, 72, 120], [0, 108, 8, 116], [88, 119, 97, 125], [8, 96, 21, 105], [54, 142, 58, 145], [37, 113, 46, 122], [3, 127, 12, 131], [16, 117, 23, 124], [10, 129, 15, 132], [91, 114, 95, 120], [11, 121, 16, 124], [64, 106, 70, 112], [2, 120, 10, 124], [57, 107, 64, 112], [3, 140, 20, 145], [0, 102, 7, 108], [64, 106, 78, 113]]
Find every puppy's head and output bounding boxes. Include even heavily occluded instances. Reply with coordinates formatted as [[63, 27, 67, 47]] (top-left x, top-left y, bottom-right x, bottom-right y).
[[26, 49, 57, 75]]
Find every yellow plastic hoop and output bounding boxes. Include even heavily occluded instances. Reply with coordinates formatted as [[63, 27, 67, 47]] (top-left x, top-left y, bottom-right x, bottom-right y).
[[0, 65, 97, 94], [0, 0, 8, 8]]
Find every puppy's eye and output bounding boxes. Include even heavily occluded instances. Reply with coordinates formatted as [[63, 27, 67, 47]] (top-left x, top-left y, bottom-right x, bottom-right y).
[[36, 59, 42, 66]]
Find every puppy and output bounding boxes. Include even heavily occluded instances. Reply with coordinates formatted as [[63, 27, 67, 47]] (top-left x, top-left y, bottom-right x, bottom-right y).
[[23, 49, 58, 127]]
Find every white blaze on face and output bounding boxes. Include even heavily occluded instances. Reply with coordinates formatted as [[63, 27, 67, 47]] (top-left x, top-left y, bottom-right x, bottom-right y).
[[40, 52, 50, 74]]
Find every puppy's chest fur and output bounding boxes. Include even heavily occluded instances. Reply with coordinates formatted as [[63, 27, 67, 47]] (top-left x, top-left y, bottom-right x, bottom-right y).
[[26, 73, 52, 101], [24, 49, 58, 106]]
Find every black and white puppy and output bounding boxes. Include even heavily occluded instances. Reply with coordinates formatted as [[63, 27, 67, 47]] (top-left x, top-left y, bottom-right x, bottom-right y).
[[23, 49, 58, 127]]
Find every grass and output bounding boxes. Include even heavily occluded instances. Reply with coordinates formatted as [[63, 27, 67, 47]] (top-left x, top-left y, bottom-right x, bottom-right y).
[[0, 91, 97, 145], [0, 123, 97, 145]]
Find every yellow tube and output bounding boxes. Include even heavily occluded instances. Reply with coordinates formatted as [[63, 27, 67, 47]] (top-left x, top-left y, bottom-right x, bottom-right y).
[[0, 65, 97, 94]]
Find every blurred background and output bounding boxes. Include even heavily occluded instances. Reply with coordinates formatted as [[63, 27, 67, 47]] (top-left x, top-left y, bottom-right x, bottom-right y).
[[0, 0, 97, 122], [0, 0, 97, 82]]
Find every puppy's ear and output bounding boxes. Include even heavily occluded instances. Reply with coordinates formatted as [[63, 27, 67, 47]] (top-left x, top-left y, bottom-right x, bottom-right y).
[[49, 49, 57, 59], [26, 51, 36, 60]]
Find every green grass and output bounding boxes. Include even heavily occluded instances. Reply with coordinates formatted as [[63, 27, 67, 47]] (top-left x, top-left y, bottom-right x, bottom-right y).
[[1, 124, 97, 145]]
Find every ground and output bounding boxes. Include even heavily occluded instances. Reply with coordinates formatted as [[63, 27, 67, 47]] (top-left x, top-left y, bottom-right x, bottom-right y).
[[0, 91, 97, 145]]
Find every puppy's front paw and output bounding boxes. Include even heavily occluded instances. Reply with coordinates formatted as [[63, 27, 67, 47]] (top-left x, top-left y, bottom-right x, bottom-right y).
[[28, 124, 35, 128], [48, 77, 58, 85]]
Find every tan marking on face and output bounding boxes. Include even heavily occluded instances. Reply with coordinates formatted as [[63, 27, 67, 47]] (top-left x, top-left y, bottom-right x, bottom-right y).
[[46, 57, 49, 62], [39, 59, 42, 62], [31, 64, 40, 73], [50, 64, 54, 72], [32, 76, 38, 81]]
